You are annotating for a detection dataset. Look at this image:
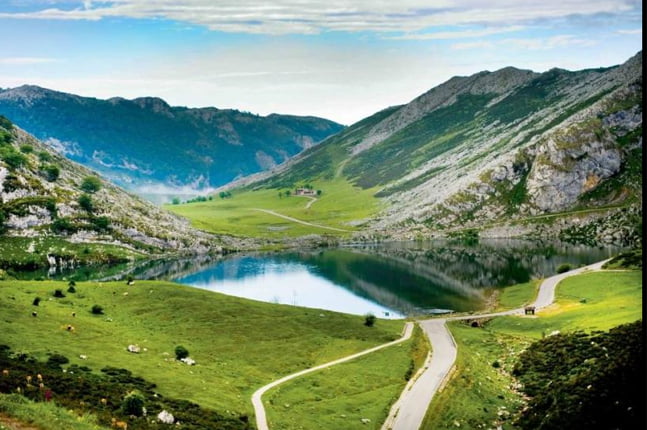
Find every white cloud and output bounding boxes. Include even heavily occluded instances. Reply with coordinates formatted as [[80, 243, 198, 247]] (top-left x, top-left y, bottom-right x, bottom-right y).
[[0, 57, 60, 65], [502, 34, 597, 50], [0, 0, 638, 35], [450, 40, 495, 50], [617, 28, 642, 35], [390, 25, 524, 40]]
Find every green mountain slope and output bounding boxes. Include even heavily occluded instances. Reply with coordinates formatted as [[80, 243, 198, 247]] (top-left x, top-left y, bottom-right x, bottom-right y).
[[223, 51, 642, 245], [0, 117, 229, 272], [0, 86, 343, 197]]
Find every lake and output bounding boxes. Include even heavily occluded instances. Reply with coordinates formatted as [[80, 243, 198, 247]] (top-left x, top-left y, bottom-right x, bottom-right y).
[[171, 239, 621, 318]]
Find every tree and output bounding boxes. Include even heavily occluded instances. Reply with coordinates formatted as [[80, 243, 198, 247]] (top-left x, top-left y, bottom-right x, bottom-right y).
[[77, 193, 94, 212], [80, 176, 102, 193], [364, 313, 376, 327], [121, 391, 145, 416], [91, 304, 104, 315], [175, 345, 189, 360], [316, 189, 322, 196], [171, 197, 181, 205]]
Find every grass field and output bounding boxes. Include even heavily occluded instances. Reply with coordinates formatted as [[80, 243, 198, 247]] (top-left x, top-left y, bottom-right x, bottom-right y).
[[0, 279, 404, 417], [493, 280, 540, 311], [265, 326, 428, 430], [421, 269, 642, 429], [165, 178, 383, 238], [0, 393, 106, 430]]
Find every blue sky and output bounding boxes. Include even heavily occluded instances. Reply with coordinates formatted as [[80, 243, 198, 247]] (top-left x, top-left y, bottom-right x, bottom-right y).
[[0, 1, 642, 124]]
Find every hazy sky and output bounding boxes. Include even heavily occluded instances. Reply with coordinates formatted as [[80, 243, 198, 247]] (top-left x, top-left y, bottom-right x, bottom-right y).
[[0, 1, 642, 124]]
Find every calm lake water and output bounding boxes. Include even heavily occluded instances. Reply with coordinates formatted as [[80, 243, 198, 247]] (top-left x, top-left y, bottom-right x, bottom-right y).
[[171, 240, 621, 318]]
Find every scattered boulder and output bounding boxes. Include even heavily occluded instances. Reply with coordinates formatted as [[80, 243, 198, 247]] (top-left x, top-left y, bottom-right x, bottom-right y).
[[180, 357, 196, 366], [127, 344, 141, 353], [157, 410, 174, 424]]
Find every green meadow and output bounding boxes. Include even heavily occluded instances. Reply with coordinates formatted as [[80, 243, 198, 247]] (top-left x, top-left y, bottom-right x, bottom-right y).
[[165, 179, 382, 238], [0, 393, 106, 430], [421, 270, 642, 429], [265, 326, 428, 430], [0, 279, 404, 418]]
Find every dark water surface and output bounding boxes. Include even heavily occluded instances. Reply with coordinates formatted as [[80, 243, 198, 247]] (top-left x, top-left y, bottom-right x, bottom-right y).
[[171, 240, 621, 318]]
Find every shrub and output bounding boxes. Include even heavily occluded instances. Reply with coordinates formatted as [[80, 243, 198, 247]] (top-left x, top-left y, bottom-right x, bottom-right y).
[[46, 353, 69, 369], [40, 163, 60, 182], [67, 285, 76, 293], [80, 176, 102, 193], [51, 217, 76, 234], [556, 263, 572, 274], [77, 193, 94, 212], [364, 313, 376, 327], [68, 280, 76, 288], [0, 147, 27, 169], [19, 144, 34, 154], [32, 297, 41, 306], [91, 216, 110, 231], [53, 289, 65, 298], [121, 391, 145, 416], [174, 345, 189, 360], [91, 304, 104, 315], [37, 151, 53, 162]]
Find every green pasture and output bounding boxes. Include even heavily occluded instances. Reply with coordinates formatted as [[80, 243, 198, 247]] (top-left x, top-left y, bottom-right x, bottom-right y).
[[0, 280, 404, 417], [422, 269, 642, 429], [165, 178, 383, 238], [265, 325, 428, 430]]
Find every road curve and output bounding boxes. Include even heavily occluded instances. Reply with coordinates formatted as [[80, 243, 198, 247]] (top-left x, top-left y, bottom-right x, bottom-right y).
[[382, 259, 609, 430], [252, 322, 414, 430], [252, 208, 350, 232]]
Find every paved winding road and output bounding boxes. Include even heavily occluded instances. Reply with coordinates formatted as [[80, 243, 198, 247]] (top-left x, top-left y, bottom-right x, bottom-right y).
[[382, 260, 608, 430], [252, 322, 414, 430]]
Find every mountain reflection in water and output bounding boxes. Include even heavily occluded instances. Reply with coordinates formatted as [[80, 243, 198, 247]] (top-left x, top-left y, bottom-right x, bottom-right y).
[[169, 239, 620, 318]]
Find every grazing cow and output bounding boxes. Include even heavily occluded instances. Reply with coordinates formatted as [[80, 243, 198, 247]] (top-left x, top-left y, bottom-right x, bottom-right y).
[[66, 325, 75, 332], [111, 418, 128, 429], [32, 311, 37, 317], [524, 306, 536, 315], [72, 312, 76, 317]]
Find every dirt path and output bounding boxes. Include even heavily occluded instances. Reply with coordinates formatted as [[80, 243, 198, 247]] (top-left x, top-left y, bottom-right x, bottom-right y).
[[382, 260, 608, 430], [252, 322, 414, 430], [295, 195, 317, 209], [252, 208, 349, 232]]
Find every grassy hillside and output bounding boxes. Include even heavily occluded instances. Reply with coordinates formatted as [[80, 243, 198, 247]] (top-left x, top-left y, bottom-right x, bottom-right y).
[[189, 53, 642, 243], [421, 269, 642, 429], [265, 326, 428, 430], [166, 178, 382, 238], [0, 279, 403, 418]]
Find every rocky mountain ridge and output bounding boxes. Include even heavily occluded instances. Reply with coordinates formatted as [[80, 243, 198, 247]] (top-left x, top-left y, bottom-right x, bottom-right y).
[[0, 86, 344, 198], [246, 51, 642, 246], [0, 118, 244, 270]]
